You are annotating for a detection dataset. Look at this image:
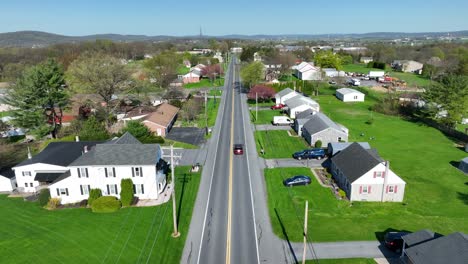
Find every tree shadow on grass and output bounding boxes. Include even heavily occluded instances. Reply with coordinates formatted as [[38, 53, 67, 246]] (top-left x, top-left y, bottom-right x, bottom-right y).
[[457, 192, 468, 205], [177, 172, 191, 227], [274, 208, 298, 263]]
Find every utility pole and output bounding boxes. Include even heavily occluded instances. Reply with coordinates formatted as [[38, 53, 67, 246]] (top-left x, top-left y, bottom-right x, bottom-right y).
[[302, 200, 309, 264], [161, 145, 182, 237]]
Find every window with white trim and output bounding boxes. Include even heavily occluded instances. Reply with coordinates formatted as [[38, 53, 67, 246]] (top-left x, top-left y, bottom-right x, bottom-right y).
[[133, 167, 142, 177], [107, 184, 118, 195], [133, 184, 144, 195], [79, 167, 88, 178], [388, 185, 395, 193], [59, 188, 68, 195], [29, 183, 33, 187], [80, 185, 90, 195], [375, 171, 383, 177], [362, 186, 368, 194], [105, 167, 115, 177], [22, 171, 31, 176]]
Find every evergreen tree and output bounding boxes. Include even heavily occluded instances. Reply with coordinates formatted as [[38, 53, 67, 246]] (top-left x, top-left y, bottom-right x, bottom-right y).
[[4, 59, 68, 138]]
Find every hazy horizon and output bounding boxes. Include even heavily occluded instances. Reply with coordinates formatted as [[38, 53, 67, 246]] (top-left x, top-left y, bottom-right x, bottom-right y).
[[1, 0, 467, 36]]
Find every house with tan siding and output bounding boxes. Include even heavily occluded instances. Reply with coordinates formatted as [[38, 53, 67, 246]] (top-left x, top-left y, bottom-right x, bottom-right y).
[[142, 103, 179, 137]]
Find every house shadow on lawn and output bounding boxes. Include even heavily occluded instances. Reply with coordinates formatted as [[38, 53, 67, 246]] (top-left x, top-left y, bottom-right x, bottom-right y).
[[449, 161, 460, 169], [457, 192, 468, 205], [274, 208, 298, 263]]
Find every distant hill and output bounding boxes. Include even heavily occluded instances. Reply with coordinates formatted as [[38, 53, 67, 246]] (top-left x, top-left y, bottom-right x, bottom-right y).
[[0, 30, 467, 47]]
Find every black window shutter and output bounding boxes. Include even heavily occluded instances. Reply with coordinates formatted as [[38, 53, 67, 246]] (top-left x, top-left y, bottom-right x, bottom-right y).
[[88, 185, 91, 193], [56, 188, 60, 196], [105, 168, 108, 177], [113, 167, 116, 178], [77, 168, 81, 178], [132, 168, 135, 177], [115, 184, 118, 193], [140, 167, 143, 177], [141, 184, 144, 194], [133, 184, 136, 194], [107, 185, 110, 194], [65, 188, 69, 196], [80, 185, 83, 195], [85, 168, 89, 178]]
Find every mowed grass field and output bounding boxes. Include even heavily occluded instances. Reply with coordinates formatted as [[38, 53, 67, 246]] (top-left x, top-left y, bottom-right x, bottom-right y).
[[255, 130, 309, 159], [250, 109, 284, 124], [264, 92, 468, 242], [0, 166, 201, 264]]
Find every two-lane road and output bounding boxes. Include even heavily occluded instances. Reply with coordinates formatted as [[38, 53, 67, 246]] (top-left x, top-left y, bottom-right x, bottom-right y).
[[196, 57, 259, 264]]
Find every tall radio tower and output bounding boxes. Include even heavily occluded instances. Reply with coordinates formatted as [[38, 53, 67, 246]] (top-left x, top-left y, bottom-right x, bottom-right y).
[[199, 26, 203, 39]]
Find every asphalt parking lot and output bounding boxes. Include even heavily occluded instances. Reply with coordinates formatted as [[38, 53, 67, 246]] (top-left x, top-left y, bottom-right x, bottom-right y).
[[166, 127, 206, 146]]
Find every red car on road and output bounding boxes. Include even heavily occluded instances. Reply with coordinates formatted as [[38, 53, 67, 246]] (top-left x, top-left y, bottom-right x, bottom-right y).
[[271, 104, 285, 110], [233, 144, 244, 155]]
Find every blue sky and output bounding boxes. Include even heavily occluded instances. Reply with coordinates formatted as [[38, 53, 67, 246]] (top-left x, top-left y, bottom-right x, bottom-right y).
[[1, 0, 467, 36]]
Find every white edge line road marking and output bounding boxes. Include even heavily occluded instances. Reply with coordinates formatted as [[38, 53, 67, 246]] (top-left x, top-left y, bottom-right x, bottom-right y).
[[240, 69, 261, 264], [196, 60, 231, 264]]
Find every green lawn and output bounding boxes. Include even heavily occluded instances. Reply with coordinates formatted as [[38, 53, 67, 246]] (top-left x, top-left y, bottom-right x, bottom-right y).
[[250, 109, 284, 124], [255, 130, 309, 159], [264, 94, 468, 242], [183, 78, 224, 89], [247, 99, 274, 107], [342, 63, 385, 74], [209, 88, 223, 96], [0, 166, 201, 264], [307, 259, 376, 264]]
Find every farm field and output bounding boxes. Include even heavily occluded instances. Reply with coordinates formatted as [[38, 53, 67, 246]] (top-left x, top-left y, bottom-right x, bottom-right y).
[[0, 166, 201, 264]]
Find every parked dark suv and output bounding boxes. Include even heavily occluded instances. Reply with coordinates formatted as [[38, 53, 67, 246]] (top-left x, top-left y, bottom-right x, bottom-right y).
[[384, 232, 410, 252], [292, 149, 325, 160]]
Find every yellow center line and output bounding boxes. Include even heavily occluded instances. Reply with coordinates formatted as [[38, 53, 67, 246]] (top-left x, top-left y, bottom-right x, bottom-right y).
[[225, 63, 235, 264]]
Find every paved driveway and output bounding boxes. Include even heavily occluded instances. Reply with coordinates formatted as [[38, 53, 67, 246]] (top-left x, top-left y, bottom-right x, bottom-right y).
[[166, 127, 206, 146]]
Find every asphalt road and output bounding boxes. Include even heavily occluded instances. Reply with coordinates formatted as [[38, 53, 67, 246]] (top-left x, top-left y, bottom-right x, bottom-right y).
[[186, 57, 259, 264]]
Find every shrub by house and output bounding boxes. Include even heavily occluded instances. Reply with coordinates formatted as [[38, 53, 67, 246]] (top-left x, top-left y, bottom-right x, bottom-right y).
[[91, 196, 122, 213]]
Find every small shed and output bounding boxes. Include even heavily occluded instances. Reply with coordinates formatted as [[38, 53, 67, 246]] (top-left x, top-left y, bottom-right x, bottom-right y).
[[336, 88, 365, 102], [459, 157, 468, 173]]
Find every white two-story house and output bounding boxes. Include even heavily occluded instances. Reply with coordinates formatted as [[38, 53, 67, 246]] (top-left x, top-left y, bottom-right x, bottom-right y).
[[49, 133, 167, 204], [12, 141, 100, 193], [330, 143, 406, 202]]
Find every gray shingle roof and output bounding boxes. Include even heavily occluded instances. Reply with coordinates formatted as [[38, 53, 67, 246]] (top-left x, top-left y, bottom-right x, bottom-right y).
[[405, 232, 468, 264], [51, 171, 71, 184], [14, 141, 101, 168], [0, 167, 15, 179], [285, 95, 318, 109], [276, 88, 295, 97], [402, 229, 437, 247], [70, 144, 161, 166], [296, 109, 315, 119], [302, 112, 345, 136], [327, 142, 371, 156], [331, 142, 383, 183], [109, 132, 141, 145], [336, 88, 364, 95]]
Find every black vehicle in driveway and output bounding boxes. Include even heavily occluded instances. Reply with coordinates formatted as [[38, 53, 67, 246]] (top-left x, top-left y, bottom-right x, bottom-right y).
[[283, 175, 311, 187], [293, 148, 325, 160], [384, 232, 410, 252]]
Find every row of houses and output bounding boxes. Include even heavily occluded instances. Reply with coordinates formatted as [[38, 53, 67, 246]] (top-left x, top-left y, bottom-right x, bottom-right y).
[[273, 88, 406, 202], [0, 133, 168, 204]]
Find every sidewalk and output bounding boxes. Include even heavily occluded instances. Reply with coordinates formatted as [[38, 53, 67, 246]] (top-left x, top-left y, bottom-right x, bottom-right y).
[[135, 183, 172, 207]]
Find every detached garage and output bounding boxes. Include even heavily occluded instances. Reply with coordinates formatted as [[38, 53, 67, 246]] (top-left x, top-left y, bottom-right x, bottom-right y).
[[459, 157, 468, 174], [336, 88, 365, 102]]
